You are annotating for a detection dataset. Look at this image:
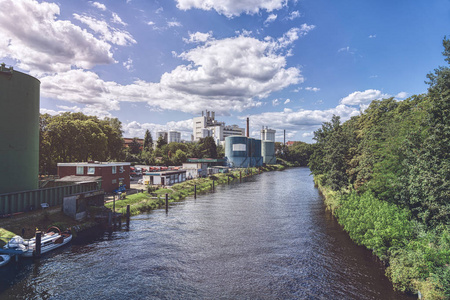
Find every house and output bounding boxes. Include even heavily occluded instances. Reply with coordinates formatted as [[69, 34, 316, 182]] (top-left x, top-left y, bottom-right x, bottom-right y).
[[57, 162, 131, 193], [182, 158, 227, 179], [143, 170, 186, 186]]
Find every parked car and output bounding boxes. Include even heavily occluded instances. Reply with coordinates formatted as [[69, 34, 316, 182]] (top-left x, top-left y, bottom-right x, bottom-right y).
[[138, 179, 143, 185]]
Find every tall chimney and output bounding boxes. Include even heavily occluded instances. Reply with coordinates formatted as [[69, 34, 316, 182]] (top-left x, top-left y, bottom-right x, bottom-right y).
[[284, 129, 286, 145], [246, 117, 249, 137]]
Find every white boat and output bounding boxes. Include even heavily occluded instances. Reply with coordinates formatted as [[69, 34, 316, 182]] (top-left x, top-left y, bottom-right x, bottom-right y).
[[0, 254, 11, 267], [5, 227, 72, 257]]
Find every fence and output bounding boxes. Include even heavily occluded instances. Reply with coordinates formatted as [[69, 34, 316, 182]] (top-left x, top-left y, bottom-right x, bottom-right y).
[[0, 182, 99, 215]]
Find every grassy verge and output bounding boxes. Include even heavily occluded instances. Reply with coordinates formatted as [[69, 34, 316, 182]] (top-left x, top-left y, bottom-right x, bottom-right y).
[[105, 165, 285, 217], [316, 183, 450, 300]]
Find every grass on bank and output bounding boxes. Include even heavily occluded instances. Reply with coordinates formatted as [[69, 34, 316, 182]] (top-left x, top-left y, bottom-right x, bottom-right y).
[[316, 183, 450, 300], [105, 165, 285, 217]]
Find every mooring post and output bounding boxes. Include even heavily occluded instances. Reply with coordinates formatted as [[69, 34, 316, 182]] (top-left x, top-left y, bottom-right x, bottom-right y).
[[194, 185, 197, 199], [108, 211, 112, 229], [240, 171, 242, 183], [22, 228, 25, 237], [227, 176, 230, 185], [212, 180, 215, 190], [126, 205, 130, 227], [34, 231, 42, 258], [165, 193, 169, 213], [113, 194, 116, 213]]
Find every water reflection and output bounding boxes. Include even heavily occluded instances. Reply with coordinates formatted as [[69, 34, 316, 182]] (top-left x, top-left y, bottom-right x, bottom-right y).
[[1, 168, 413, 299]]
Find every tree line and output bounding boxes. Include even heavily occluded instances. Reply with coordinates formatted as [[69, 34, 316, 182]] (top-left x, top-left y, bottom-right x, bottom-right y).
[[39, 112, 222, 175], [307, 38, 450, 298]]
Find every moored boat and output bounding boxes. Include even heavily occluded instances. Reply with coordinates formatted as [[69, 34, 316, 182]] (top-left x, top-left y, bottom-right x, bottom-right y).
[[4, 226, 72, 257], [0, 254, 11, 267]]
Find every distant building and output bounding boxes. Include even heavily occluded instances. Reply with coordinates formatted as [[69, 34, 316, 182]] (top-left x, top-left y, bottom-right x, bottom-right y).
[[123, 138, 144, 150], [193, 110, 245, 144], [157, 131, 168, 142], [261, 127, 276, 142], [57, 162, 131, 193], [168, 130, 181, 143], [286, 141, 296, 147]]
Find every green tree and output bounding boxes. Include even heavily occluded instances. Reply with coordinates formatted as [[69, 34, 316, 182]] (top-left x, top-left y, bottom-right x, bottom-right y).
[[128, 137, 142, 155], [156, 135, 167, 149], [143, 129, 153, 152], [198, 136, 217, 158]]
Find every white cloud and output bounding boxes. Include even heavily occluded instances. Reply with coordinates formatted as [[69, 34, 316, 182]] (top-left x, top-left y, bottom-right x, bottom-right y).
[[272, 99, 280, 106], [284, 99, 291, 104], [73, 14, 136, 46], [176, 0, 289, 18], [183, 31, 213, 44], [0, 0, 115, 73], [287, 10, 301, 20], [264, 14, 277, 26], [122, 119, 193, 139], [91, 2, 106, 11], [395, 91, 408, 99], [38, 29, 304, 116], [369, 34, 376, 38], [340, 89, 390, 106], [123, 57, 133, 70], [167, 21, 182, 27], [305, 87, 320, 92], [338, 46, 350, 52], [147, 21, 155, 25], [111, 12, 127, 26]]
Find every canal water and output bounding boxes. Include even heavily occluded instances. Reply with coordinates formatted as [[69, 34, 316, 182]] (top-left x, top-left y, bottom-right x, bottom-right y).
[[0, 168, 414, 299]]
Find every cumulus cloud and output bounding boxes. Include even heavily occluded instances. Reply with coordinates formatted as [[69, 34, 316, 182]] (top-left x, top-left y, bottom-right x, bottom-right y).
[[305, 87, 320, 92], [247, 104, 360, 138], [340, 89, 390, 106], [91, 2, 106, 11], [73, 14, 136, 46], [0, 0, 115, 73], [395, 91, 408, 99], [284, 99, 291, 104], [167, 21, 182, 27], [183, 31, 213, 43], [111, 12, 127, 26], [122, 119, 193, 139], [272, 99, 280, 106], [175, 0, 289, 17], [287, 10, 301, 20], [123, 58, 133, 70], [264, 14, 277, 26], [38, 28, 305, 116]]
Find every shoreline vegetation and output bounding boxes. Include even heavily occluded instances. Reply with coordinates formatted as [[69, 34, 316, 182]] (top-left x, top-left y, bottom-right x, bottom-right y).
[[316, 178, 450, 300], [0, 165, 285, 248]]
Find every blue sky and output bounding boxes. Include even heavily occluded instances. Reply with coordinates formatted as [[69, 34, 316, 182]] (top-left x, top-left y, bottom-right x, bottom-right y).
[[1, 0, 449, 142]]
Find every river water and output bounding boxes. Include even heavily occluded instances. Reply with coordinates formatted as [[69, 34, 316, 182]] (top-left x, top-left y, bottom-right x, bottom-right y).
[[0, 168, 414, 299]]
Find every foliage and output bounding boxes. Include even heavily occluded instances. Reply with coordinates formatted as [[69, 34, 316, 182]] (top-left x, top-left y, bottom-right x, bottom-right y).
[[39, 112, 124, 174], [143, 129, 153, 152]]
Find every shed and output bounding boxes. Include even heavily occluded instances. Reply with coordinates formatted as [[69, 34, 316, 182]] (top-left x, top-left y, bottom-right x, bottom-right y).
[[143, 170, 187, 186]]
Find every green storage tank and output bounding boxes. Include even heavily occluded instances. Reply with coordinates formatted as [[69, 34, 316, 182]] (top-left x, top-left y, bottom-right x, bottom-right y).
[[0, 65, 40, 194]]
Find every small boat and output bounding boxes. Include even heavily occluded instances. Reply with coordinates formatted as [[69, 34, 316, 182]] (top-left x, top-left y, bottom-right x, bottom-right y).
[[4, 226, 72, 257], [0, 254, 11, 267]]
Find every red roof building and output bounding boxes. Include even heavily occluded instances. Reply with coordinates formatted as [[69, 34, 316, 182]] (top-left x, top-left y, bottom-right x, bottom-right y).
[[57, 162, 131, 193]]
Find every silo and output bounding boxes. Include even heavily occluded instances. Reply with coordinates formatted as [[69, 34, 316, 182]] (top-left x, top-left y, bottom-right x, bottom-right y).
[[225, 136, 249, 168], [0, 65, 40, 194], [253, 139, 263, 167], [262, 141, 277, 165]]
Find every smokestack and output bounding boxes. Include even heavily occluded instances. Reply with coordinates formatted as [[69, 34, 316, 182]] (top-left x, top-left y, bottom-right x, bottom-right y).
[[247, 117, 249, 137], [284, 130, 286, 145]]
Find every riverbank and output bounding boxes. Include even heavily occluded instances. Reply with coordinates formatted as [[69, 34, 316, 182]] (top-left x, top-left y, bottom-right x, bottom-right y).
[[314, 175, 450, 300], [105, 165, 285, 216], [0, 165, 285, 246]]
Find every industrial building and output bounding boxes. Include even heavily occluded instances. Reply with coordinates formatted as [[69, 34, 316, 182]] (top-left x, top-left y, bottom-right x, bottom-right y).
[[0, 65, 103, 214], [261, 127, 276, 142], [168, 130, 181, 143], [142, 170, 186, 186], [193, 110, 245, 144], [225, 135, 276, 168]]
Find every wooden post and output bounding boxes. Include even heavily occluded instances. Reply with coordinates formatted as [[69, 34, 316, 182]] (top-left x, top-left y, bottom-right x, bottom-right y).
[[34, 231, 42, 258], [240, 171, 242, 183], [212, 180, 215, 190], [227, 176, 229, 185], [194, 185, 197, 199], [108, 211, 112, 229], [113, 194, 116, 213], [126, 205, 130, 227], [165, 193, 169, 213]]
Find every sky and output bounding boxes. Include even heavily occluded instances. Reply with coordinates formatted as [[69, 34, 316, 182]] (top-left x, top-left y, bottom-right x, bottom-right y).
[[1, 0, 449, 143]]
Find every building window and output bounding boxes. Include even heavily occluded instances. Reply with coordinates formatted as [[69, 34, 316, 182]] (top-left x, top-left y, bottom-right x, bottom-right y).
[[112, 166, 116, 174], [233, 144, 246, 151], [76, 166, 84, 175], [112, 179, 117, 184], [87, 167, 95, 175]]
